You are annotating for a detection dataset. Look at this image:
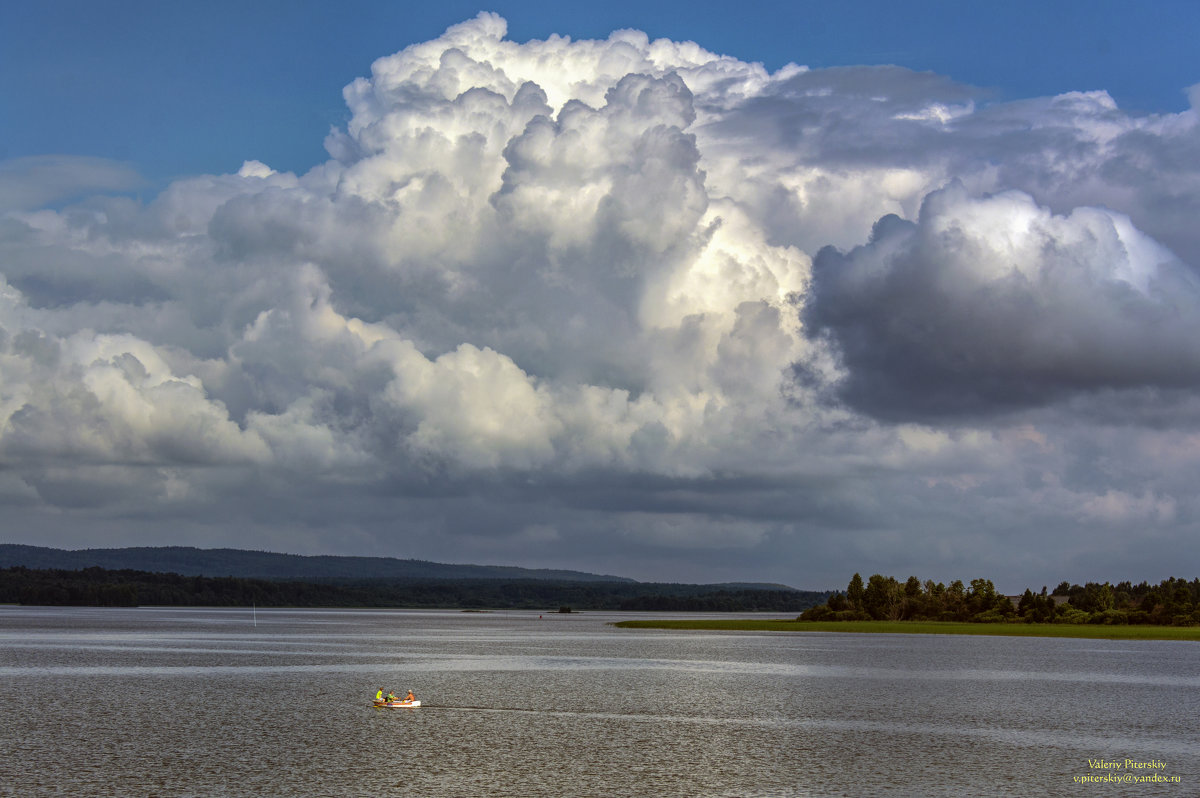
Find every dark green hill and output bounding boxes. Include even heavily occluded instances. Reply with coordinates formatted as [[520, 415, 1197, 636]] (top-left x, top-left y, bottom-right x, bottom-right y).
[[0, 566, 828, 611], [0, 545, 829, 611], [0, 544, 634, 582]]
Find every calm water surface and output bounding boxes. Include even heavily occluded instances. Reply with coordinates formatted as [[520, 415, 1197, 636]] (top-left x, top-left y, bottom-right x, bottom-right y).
[[0, 607, 1196, 797]]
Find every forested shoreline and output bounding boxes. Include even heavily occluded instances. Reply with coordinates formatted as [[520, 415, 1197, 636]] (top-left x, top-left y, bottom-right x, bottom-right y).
[[800, 573, 1200, 626], [6, 565, 1197, 624], [0, 566, 826, 612]]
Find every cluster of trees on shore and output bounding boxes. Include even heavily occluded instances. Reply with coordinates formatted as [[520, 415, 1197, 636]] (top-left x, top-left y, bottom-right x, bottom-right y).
[[800, 573, 1200, 626], [0, 566, 827, 612]]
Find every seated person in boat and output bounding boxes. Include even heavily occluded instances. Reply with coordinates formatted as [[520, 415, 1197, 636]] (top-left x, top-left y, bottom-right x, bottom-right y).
[[405, 690, 416, 702], [375, 687, 384, 702], [386, 691, 397, 702]]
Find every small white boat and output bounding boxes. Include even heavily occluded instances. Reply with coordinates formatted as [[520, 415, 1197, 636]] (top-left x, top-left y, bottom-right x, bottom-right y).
[[373, 699, 421, 708]]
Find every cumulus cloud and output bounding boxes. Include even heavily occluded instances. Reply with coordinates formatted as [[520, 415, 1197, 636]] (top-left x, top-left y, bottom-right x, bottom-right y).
[[2, 12, 1199, 586], [806, 182, 1200, 418]]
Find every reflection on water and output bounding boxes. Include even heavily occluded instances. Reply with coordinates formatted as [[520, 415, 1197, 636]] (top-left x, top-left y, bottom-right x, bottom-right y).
[[1, 607, 1196, 797]]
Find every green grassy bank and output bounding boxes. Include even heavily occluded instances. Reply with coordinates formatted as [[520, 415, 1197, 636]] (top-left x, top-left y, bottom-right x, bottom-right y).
[[612, 618, 1200, 641]]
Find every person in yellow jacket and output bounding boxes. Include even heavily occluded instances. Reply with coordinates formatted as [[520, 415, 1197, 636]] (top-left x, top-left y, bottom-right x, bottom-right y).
[[375, 687, 384, 702]]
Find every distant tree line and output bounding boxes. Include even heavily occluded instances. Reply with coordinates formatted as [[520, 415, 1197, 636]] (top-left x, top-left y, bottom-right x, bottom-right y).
[[618, 589, 815, 612], [0, 566, 828, 612], [0, 567, 349, 608], [800, 573, 1200, 626]]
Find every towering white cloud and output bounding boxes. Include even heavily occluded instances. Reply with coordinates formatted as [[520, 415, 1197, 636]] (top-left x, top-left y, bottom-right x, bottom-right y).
[[1, 13, 1198, 585]]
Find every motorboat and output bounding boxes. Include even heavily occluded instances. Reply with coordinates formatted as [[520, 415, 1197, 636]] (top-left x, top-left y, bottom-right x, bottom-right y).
[[373, 699, 421, 708]]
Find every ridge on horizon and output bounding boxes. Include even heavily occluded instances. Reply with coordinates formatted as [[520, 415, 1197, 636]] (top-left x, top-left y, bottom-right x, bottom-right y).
[[0, 544, 804, 590], [0, 544, 637, 583]]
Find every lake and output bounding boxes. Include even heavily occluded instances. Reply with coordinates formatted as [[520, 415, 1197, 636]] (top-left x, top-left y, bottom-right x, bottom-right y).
[[0, 606, 1196, 796]]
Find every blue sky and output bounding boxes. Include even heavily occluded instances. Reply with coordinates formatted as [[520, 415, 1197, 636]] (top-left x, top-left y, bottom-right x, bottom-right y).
[[2, 2, 1200, 588], [5, 0, 1198, 187]]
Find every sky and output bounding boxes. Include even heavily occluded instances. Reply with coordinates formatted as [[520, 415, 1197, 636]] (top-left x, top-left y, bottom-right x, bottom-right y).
[[1, 2, 1199, 590]]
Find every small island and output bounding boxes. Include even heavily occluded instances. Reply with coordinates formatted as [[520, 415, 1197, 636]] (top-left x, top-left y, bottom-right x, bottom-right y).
[[615, 573, 1200, 641]]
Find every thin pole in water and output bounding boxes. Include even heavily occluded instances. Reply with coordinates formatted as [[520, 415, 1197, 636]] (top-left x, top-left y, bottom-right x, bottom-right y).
[[253, 602, 257, 627]]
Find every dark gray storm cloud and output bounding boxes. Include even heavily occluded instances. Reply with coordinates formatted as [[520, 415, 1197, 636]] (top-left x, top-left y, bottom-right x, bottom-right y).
[[805, 182, 1200, 419]]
